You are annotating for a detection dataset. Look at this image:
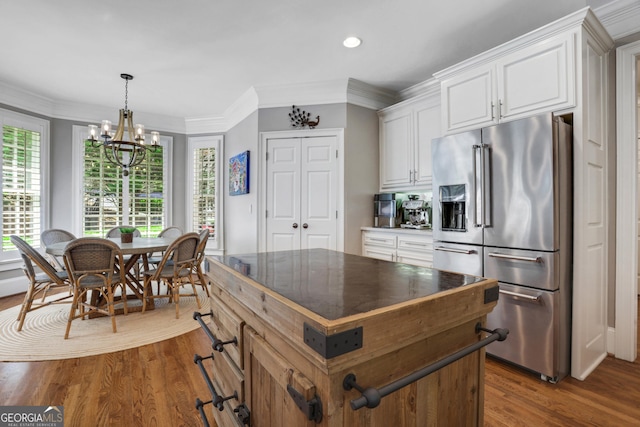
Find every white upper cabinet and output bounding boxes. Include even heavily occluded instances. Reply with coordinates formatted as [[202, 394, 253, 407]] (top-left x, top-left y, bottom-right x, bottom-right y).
[[440, 64, 495, 133], [379, 89, 441, 191], [438, 31, 575, 134], [497, 33, 574, 120], [379, 107, 413, 189]]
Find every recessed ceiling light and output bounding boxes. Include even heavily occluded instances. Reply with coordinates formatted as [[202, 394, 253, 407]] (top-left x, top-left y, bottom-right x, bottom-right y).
[[343, 36, 362, 48]]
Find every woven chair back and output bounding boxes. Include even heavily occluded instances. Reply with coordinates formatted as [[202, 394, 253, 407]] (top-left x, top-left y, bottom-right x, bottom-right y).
[[41, 229, 76, 247], [195, 229, 210, 265], [10, 235, 65, 284], [63, 238, 121, 287], [153, 233, 199, 278], [158, 226, 183, 239]]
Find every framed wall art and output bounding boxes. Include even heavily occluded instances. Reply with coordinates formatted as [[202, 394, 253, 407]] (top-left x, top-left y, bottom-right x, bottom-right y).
[[229, 150, 250, 196]]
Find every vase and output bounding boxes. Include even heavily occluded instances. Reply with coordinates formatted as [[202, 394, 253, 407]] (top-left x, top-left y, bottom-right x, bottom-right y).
[[121, 232, 133, 243]]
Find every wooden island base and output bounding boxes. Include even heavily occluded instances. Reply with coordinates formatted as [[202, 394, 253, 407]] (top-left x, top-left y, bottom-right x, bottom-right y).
[[196, 249, 499, 426]]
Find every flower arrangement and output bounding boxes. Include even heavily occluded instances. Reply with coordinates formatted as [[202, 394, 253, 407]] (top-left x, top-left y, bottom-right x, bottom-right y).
[[118, 226, 137, 234]]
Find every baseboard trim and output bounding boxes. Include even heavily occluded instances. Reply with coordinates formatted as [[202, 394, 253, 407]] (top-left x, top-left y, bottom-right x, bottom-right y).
[[607, 326, 616, 355], [0, 277, 26, 298]]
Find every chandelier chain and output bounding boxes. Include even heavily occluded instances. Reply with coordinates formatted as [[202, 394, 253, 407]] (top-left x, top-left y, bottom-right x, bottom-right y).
[[124, 78, 129, 112]]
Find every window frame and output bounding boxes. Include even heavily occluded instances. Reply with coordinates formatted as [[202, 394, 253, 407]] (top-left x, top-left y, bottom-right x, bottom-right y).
[[186, 135, 224, 253], [71, 125, 173, 237], [0, 108, 50, 268]]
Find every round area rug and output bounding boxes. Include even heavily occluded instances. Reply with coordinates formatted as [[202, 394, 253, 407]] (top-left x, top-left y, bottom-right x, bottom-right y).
[[0, 288, 210, 361]]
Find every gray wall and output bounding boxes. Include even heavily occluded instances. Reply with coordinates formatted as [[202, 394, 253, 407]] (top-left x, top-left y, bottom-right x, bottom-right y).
[[344, 104, 380, 253], [222, 102, 379, 255], [47, 118, 189, 232], [224, 110, 259, 255], [1, 101, 378, 284]]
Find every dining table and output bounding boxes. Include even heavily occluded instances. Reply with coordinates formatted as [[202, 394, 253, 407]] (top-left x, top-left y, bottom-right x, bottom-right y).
[[45, 236, 176, 313]]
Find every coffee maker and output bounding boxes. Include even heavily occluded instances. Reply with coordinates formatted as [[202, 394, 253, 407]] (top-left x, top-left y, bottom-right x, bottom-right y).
[[401, 195, 430, 229], [374, 193, 404, 228]]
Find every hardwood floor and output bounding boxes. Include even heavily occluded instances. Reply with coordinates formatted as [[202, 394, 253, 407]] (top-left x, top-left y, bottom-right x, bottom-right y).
[[0, 292, 212, 426], [1, 292, 639, 426]]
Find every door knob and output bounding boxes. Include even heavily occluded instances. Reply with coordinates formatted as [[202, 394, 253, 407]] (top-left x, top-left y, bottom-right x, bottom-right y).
[[292, 223, 298, 229], [303, 223, 308, 229]]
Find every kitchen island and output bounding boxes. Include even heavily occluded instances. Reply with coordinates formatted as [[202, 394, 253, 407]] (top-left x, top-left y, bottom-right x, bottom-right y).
[[196, 249, 500, 426]]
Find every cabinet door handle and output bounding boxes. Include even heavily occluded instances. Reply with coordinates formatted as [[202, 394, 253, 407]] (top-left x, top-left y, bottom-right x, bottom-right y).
[[293, 223, 298, 229], [498, 99, 503, 119], [491, 101, 495, 121], [402, 241, 428, 248], [303, 223, 308, 229]]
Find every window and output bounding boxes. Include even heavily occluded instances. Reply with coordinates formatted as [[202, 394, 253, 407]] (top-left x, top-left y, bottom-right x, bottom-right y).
[[72, 126, 172, 238], [186, 135, 223, 252], [1, 109, 49, 262]]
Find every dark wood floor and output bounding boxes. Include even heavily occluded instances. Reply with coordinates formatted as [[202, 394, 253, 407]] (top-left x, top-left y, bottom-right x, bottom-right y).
[[1, 292, 639, 426]]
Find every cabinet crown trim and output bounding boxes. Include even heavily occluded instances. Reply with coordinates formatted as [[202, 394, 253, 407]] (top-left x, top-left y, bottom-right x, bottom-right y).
[[434, 7, 610, 81]]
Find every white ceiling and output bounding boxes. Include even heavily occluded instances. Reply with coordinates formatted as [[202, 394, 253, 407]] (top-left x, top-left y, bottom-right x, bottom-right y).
[[0, 0, 618, 122]]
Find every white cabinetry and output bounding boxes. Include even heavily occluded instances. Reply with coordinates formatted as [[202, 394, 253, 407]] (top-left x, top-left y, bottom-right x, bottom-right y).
[[438, 32, 575, 134], [379, 87, 440, 191], [362, 228, 433, 268]]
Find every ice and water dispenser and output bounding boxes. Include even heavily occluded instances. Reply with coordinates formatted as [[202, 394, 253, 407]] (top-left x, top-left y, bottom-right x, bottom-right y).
[[439, 184, 466, 231]]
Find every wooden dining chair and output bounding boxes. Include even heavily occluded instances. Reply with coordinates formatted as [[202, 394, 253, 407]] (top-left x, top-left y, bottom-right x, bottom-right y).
[[10, 235, 73, 332], [190, 229, 211, 297], [143, 226, 183, 291], [41, 229, 76, 271], [140, 232, 200, 319], [63, 237, 128, 339], [147, 226, 183, 263]]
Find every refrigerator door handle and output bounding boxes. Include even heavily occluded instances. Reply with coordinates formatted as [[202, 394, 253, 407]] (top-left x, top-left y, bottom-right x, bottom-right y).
[[472, 144, 482, 227], [434, 246, 477, 255], [482, 143, 492, 228], [499, 289, 541, 302], [488, 252, 543, 263]]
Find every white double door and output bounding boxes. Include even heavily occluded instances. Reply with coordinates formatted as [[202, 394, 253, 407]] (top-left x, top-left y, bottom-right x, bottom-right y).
[[265, 136, 337, 251]]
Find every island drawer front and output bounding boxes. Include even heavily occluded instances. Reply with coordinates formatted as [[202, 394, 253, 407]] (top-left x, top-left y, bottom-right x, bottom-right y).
[[210, 294, 245, 369], [397, 235, 433, 252], [244, 326, 320, 425], [363, 232, 396, 247], [213, 398, 245, 427], [212, 351, 245, 406]]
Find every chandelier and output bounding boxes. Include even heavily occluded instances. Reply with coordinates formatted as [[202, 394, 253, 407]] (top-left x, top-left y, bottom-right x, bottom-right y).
[[86, 73, 159, 176]]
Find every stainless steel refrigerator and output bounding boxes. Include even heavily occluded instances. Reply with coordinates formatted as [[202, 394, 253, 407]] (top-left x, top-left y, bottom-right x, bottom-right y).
[[431, 113, 572, 383]]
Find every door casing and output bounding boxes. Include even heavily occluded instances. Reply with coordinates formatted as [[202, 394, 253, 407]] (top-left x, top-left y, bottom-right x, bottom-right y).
[[259, 129, 345, 253]]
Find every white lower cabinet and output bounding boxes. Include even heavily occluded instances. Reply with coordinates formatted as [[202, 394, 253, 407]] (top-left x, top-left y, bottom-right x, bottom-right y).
[[362, 229, 433, 267]]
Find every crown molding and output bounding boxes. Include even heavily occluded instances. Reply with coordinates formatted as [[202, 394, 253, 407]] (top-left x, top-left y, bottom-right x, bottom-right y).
[[253, 78, 396, 110], [0, 80, 56, 117], [397, 77, 440, 102], [345, 78, 398, 110], [0, 80, 187, 134], [210, 78, 397, 133], [594, 0, 640, 40], [434, 7, 597, 80], [223, 86, 259, 131], [1, 77, 395, 135]]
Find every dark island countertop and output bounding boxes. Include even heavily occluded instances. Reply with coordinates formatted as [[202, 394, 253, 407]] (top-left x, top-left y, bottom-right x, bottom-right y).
[[205, 249, 499, 425], [212, 248, 484, 321]]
